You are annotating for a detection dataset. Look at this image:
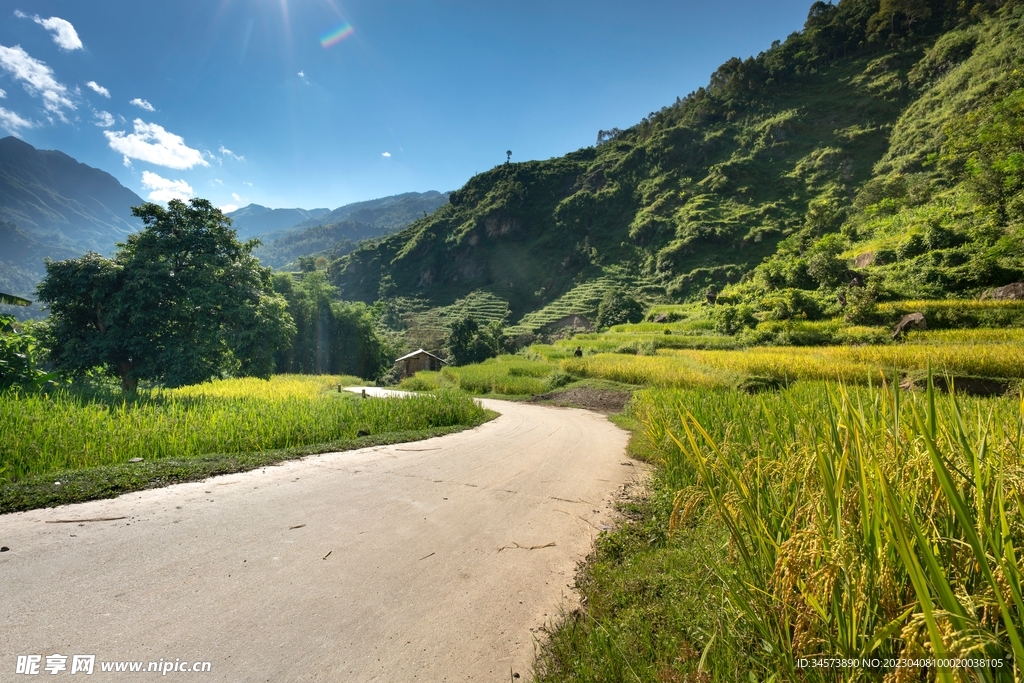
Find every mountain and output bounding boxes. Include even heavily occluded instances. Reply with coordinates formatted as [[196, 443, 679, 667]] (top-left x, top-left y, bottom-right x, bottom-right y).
[[225, 204, 330, 240], [329, 0, 1024, 331], [290, 191, 449, 233], [0, 136, 145, 310], [0, 136, 143, 255], [254, 191, 449, 268], [255, 220, 392, 269]]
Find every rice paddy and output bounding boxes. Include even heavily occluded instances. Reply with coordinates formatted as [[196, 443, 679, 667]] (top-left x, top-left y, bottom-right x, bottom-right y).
[[561, 341, 1024, 388], [0, 375, 486, 483], [399, 355, 558, 395], [628, 381, 1024, 678]]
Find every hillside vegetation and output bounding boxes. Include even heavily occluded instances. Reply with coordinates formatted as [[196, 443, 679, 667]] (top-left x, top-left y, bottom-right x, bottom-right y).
[[330, 0, 1024, 343]]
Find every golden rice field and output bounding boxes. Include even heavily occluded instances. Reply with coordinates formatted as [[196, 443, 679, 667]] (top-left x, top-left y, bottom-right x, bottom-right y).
[[0, 375, 486, 482], [561, 339, 1024, 388], [877, 298, 1024, 313], [629, 382, 1024, 676]]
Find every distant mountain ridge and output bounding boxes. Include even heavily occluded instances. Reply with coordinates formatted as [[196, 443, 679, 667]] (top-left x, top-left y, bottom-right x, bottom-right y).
[[225, 204, 330, 240], [254, 191, 449, 268], [0, 136, 145, 306], [290, 191, 449, 233], [0, 136, 143, 254]]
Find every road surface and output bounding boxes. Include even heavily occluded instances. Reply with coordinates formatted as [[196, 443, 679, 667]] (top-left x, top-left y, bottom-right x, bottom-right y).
[[0, 396, 638, 681]]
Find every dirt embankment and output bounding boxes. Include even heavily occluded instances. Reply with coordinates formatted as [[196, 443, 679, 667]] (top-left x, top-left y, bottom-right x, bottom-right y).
[[529, 388, 631, 414]]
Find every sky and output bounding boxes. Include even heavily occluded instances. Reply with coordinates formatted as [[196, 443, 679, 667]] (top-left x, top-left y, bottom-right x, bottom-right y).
[[0, 0, 815, 212]]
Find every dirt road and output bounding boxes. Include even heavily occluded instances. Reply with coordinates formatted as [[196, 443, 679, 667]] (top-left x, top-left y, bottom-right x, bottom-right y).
[[0, 397, 638, 681]]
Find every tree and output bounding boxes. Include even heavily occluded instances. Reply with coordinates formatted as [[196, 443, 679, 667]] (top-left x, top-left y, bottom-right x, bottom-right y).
[[595, 290, 645, 329], [805, 234, 849, 288], [272, 272, 392, 379], [941, 86, 1024, 223], [445, 316, 503, 366], [38, 199, 294, 391]]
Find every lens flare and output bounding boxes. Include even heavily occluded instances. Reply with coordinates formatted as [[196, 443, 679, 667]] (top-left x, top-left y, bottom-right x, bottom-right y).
[[320, 22, 354, 48]]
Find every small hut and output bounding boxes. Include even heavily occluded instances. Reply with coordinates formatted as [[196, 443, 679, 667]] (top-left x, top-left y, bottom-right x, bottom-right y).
[[395, 348, 447, 378]]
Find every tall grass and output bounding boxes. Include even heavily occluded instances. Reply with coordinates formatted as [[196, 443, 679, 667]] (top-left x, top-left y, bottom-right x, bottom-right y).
[[398, 356, 556, 395], [0, 375, 486, 482], [563, 341, 1024, 389], [632, 381, 1023, 679]]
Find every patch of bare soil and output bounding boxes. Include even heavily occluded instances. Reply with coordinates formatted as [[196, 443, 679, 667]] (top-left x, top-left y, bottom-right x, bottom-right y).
[[529, 388, 631, 414]]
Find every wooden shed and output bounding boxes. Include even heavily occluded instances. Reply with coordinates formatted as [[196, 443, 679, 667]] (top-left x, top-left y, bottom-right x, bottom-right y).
[[395, 348, 447, 377]]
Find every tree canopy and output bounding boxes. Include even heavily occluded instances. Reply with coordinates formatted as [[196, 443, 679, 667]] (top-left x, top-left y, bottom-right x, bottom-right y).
[[596, 290, 645, 329], [38, 199, 294, 391], [445, 316, 504, 366], [272, 271, 392, 379]]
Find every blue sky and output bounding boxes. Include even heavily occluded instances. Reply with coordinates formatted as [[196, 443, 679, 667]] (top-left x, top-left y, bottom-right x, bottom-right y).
[[0, 0, 814, 211]]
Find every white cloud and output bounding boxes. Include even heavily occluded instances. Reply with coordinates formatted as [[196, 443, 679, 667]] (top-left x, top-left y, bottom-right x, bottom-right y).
[[15, 11, 83, 51], [381, 151, 391, 157], [0, 44, 76, 119], [130, 98, 155, 112], [86, 81, 110, 98], [231, 192, 242, 202], [243, 181, 253, 187], [141, 170, 194, 203], [0, 106, 33, 133], [0, 88, 5, 98], [122, 156, 132, 168], [298, 70, 309, 84], [218, 145, 244, 162], [104, 119, 209, 170], [219, 204, 238, 213], [93, 110, 114, 127], [211, 178, 224, 186]]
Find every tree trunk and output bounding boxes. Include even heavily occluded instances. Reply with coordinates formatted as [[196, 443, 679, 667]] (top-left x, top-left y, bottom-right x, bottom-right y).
[[118, 363, 137, 392]]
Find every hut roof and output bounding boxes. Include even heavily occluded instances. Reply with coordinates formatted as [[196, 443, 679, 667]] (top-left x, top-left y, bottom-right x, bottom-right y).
[[394, 348, 447, 363]]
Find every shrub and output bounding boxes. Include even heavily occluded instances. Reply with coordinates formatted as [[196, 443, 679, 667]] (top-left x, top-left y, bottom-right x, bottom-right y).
[[596, 290, 645, 329]]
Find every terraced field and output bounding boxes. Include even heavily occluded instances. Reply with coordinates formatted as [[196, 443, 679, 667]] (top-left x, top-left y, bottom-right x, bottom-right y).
[[505, 276, 631, 336], [402, 290, 511, 348]]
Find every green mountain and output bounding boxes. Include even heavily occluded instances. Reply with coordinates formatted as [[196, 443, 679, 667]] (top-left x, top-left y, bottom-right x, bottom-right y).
[[329, 0, 1024, 335], [254, 191, 449, 268], [0, 136, 145, 307], [0, 137, 143, 253]]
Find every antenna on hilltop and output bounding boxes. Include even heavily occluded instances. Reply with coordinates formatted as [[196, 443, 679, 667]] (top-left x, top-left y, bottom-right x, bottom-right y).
[[505, 150, 512, 164]]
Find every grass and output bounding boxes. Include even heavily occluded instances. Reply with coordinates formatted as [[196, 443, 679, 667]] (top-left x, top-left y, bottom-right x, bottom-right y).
[[560, 340, 1024, 389], [0, 375, 491, 510], [399, 355, 565, 396], [537, 380, 1024, 681], [0, 425, 483, 514]]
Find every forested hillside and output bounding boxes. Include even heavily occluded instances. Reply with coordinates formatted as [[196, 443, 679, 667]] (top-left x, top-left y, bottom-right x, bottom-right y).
[[329, 0, 1024, 332]]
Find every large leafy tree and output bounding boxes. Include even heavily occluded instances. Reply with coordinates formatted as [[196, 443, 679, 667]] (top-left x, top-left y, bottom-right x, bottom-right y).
[[38, 199, 294, 391], [445, 316, 503, 366]]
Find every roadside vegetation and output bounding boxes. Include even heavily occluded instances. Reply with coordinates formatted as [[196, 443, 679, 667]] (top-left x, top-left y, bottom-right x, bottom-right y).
[[535, 381, 1024, 681], [0, 375, 488, 513]]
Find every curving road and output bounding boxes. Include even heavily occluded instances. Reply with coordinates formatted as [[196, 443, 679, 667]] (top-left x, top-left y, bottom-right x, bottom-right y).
[[0, 396, 638, 681]]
